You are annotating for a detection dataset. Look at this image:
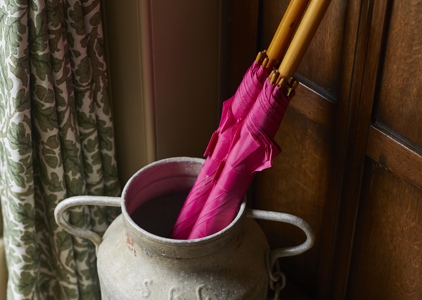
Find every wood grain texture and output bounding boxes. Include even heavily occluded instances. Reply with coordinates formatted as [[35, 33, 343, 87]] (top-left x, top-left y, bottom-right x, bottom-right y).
[[347, 159, 422, 300], [366, 125, 422, 191], [252, 107, 333, 297], [278, 0, 333, 79], [290, 83, 335, 131], [375, 0, 422, 150], [296, 0, 346, 97], [317, 0, 374, 297], [318, 0, 392, 298]]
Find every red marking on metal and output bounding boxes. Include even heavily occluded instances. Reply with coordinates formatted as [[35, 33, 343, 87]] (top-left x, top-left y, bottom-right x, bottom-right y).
[[125, 232, 137, 257]]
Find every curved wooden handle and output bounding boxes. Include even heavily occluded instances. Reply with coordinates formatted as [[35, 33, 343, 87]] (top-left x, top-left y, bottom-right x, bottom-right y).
[[266, 0, 309, 68], [278, 0, 332, 78]]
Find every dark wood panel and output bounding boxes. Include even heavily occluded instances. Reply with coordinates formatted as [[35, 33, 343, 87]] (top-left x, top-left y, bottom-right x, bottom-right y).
[[319, 0, 391, 298], [295, 0, 347, 98], [347, 159, 422, 300], [257, 0, 290, 51], [367, 125, 422, 191], [252, 106, 333, 297], [258, 0, 347, 98], [375, 0, 422, 150], [290, 83, 335, 131]]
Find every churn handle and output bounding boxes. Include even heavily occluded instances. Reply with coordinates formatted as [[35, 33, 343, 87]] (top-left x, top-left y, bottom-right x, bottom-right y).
[[246, 209, 314, 264], [246, 209, 315, 297], [54, 196, 121, 253]]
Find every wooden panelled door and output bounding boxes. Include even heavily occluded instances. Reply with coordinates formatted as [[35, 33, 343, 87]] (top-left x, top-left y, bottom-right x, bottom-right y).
[[225, 0, 421, 299]]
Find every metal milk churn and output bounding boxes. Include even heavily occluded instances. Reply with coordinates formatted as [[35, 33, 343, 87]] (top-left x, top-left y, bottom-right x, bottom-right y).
[[55, 157, 314, 299]]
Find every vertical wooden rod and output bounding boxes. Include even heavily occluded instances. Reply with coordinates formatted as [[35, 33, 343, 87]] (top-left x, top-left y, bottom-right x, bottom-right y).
[[278, 0, 332, 78]]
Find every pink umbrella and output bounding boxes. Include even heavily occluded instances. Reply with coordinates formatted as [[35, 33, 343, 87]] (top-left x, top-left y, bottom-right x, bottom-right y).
[[187, 0, 333, 239], [169, 0, 309, 239], [169, 59, 268, 239], [188, 78, 294, 239]]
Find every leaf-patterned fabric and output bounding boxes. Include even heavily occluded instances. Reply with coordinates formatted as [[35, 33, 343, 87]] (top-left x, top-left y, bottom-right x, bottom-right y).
[[0, 0, 120, 298]]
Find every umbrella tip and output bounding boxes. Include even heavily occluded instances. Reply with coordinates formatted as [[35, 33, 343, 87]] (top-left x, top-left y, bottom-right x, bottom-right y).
[[276, 76, 288, 88], [287, 78, 299, 96], [261, 56, 278, 70], [255, 51, 267, 63], [262, 57, 269, 68], [269, 70, 279, 84]]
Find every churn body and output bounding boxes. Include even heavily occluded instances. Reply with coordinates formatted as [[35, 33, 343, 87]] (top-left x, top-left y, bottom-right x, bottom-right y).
[[97, 157, 270, 299], [54, 157, 315, 300], [97, 215, 270, 299]]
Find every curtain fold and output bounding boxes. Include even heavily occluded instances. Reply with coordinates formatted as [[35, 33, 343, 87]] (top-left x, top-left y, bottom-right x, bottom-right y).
[[0, 209, 6, 300], [0, 0, 120, 299]]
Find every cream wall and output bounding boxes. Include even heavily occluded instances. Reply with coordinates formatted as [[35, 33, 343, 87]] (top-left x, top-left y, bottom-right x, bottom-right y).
[[103, 0, 226, 185]]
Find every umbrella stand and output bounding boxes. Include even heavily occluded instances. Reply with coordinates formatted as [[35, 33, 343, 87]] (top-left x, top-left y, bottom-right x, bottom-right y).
[[188, 0, 332, 240], [169, 0, 309, 240]]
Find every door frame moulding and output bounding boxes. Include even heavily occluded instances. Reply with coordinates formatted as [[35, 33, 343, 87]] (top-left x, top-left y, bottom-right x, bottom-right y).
[[318, 0, 392, 298]]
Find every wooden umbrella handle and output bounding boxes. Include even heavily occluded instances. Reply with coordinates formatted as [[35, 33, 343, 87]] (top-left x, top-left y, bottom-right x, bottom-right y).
[[278, 0, 332, 78], [266, 0, 309, 69]]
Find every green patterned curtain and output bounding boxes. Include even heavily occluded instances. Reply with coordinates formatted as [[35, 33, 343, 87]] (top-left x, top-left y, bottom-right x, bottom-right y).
[[0, 0, 120, 299]]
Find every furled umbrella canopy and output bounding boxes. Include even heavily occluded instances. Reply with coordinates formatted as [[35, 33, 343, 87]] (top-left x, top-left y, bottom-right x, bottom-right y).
[[188, 78, 293, 239], [188, 0, 333, 239], [169, 0, 309, 239], [169, 61, 268, 239]]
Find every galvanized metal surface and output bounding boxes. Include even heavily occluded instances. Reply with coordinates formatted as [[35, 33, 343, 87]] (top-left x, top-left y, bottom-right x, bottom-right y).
[[54, 157, 315, 299], [99, 215, 269, 299]]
